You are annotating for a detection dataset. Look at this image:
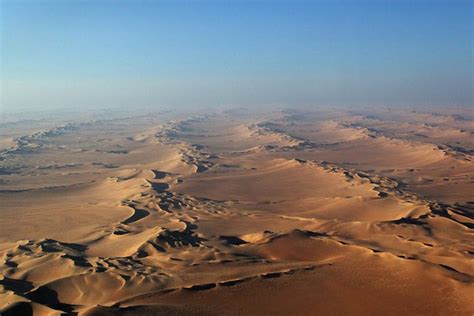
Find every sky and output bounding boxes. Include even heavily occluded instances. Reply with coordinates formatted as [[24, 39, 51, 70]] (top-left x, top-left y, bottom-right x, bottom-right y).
[[0, 0, 472, 111]]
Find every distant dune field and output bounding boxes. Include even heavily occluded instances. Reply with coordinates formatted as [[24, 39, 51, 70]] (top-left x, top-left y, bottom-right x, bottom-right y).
[[0, 107, 473, 315]]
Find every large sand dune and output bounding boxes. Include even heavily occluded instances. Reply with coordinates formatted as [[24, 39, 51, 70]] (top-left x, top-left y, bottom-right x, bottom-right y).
[[0, 107, 473, 315]]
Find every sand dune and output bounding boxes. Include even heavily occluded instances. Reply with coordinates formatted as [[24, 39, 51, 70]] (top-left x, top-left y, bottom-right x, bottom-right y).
[[0, 107, 473, 315]]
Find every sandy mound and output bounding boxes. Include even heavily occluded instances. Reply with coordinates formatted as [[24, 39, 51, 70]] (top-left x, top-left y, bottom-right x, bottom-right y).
[[1, 107, 472, 315]]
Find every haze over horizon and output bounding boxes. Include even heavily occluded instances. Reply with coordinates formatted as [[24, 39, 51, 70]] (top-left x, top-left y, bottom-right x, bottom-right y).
[[1, 0, 472, 111]]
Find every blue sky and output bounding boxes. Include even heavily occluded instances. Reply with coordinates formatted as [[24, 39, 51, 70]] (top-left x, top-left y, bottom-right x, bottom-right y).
[[1, 0, 472, 110]]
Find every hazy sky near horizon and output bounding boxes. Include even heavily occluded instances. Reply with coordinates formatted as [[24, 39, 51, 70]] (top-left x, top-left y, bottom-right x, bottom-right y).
[[1, 0, 472, 111]]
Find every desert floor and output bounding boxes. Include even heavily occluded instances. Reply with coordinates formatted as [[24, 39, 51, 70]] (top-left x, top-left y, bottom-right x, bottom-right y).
[[0, 106, 473, 315]]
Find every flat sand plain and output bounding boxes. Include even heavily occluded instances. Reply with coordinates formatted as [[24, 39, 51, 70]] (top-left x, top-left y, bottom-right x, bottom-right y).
[[0, 107, 473, 315]]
